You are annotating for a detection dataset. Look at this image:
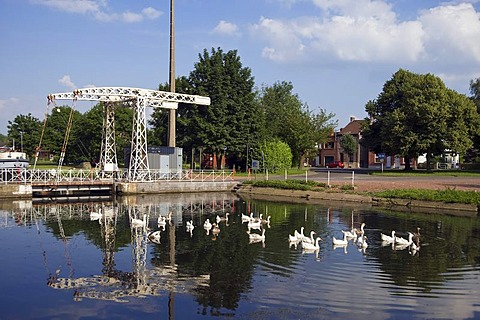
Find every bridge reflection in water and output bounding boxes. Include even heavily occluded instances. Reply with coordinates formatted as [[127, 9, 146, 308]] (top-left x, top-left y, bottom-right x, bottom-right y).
[[4, 192, 238, 306]]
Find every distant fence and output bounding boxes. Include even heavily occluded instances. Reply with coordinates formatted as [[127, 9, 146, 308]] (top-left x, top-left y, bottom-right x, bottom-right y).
[[0, 168, 235, 184]]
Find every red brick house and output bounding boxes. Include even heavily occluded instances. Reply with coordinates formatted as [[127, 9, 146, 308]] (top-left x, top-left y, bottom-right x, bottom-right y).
[[317, 117, 374, 168]]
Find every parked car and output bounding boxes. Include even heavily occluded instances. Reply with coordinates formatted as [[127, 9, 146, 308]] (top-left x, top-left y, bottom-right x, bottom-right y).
[[326, 160, 345, 168]]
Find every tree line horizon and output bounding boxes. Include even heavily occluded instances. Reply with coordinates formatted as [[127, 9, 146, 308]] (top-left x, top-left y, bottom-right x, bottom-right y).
[[2, 47, 480, 172]]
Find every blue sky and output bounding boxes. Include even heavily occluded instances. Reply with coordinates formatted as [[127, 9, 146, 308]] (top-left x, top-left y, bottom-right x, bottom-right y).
[[1, 0, 480, 136]]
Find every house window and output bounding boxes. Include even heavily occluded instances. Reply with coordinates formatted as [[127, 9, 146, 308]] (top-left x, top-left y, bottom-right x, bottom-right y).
[[327, 142, 334, 149]]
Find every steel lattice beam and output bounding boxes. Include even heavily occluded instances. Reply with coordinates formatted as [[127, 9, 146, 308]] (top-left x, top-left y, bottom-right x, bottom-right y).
[[128, 97, 151, 182], [48, 87, 210, 108], [99, 103, 118, 175], [48, 87, 211, 182]]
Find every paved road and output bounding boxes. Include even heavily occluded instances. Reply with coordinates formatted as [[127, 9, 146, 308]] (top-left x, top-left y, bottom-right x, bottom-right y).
[[243, 168, 480, 192]]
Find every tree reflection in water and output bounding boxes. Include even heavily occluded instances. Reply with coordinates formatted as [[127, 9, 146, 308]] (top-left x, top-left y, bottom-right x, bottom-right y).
[[1, 193, 479, 319]]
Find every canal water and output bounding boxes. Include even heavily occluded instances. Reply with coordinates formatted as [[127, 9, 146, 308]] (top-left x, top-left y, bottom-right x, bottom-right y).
[[0, 193, 479, 320]]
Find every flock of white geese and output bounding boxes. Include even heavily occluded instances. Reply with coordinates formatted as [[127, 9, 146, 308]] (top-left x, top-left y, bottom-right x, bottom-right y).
[[288, 222, 367, 254], [380, 227, 421, 253], [91, 208, 421, 254], [288, 223, 421, 255], [126, 211, 235, 243], [242, 213, 271, 244]]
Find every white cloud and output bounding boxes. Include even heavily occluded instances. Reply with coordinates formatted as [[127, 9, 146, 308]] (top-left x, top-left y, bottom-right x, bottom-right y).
[[142, 7, 162, 20], [0, 98, 19, 111], [419, 3, 480, 64], [251, 0, 480, 69], [31, 0, 162, 23], [122, 11, 143, 23], [31, 0, 105, 14], [58, 75, 76, 90], [313, 0, 394, 19], [253, 17, 306, 62], [212, 20, 241, 36]]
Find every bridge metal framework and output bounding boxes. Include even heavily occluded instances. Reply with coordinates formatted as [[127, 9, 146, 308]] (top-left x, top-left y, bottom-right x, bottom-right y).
[[46, 87, 210, 182]]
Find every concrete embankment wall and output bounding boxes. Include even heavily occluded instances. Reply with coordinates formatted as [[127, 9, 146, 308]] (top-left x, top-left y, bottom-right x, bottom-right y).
[[0, 184, 32, 199], [237, 185, 479, 217], [115, 181, 238, 194]]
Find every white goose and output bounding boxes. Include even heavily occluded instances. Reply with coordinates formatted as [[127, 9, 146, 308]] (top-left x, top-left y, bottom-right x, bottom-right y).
[[355, 223, 366, 244], [356, 223, 366, 237], [395, 232, 414, 246], [332, 233, 349, 246], [302, 237, 322, 251], [341, 228, 356, 240], [289, 230, 300, 242], [297, 227, 309, 241], [358, 235, 368, 249], [381, 230, 396, 243], [410, 238, 419, 251], [248, 228, 266, 243], [302, 231, 316, 245], [131, 214, 147, 228]]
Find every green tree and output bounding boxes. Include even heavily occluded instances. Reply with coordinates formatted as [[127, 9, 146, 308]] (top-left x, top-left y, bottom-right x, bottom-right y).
[[444, 88, 480, 163], [465, 78, 480, 162], [364, 69, 479, 171], [151, 47, 263, 171], [340, 134, 357, 163], [0, 133, 8, 146], [260, 81, 336, 168], [74, 103, 134, 167], [7, 113, 41, 157], [150, 76, 193, 147], [40, 106, 84, 165], [261, 139, 292, 173]]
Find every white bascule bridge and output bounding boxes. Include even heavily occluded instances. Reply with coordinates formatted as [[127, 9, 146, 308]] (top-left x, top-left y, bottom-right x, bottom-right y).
[[43, 86, 211, 182]]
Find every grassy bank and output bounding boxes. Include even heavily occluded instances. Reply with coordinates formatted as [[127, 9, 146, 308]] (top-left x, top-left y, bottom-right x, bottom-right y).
[[372, 188, 480, 205], [242, 179, 480, 205]]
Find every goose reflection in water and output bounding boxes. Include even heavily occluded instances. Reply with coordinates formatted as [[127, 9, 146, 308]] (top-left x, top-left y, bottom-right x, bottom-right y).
[[147, 230, 161, 244], [248, 229, 266, 247], [186, 220, 194, 238], [131, 214, 147, 228], [333, 243, 348, 254]]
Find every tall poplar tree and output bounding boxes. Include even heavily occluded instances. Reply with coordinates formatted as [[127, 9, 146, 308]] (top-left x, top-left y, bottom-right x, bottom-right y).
[[151, 47, 263, 170]]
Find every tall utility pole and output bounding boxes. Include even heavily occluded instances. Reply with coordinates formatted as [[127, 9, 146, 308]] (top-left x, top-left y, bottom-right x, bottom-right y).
[[168, 0, 176, 147], [168, 3, 177, 319]]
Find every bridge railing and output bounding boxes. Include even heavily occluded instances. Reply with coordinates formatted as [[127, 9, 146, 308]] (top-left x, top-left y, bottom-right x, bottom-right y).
[[1, 168, 236, 184]]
